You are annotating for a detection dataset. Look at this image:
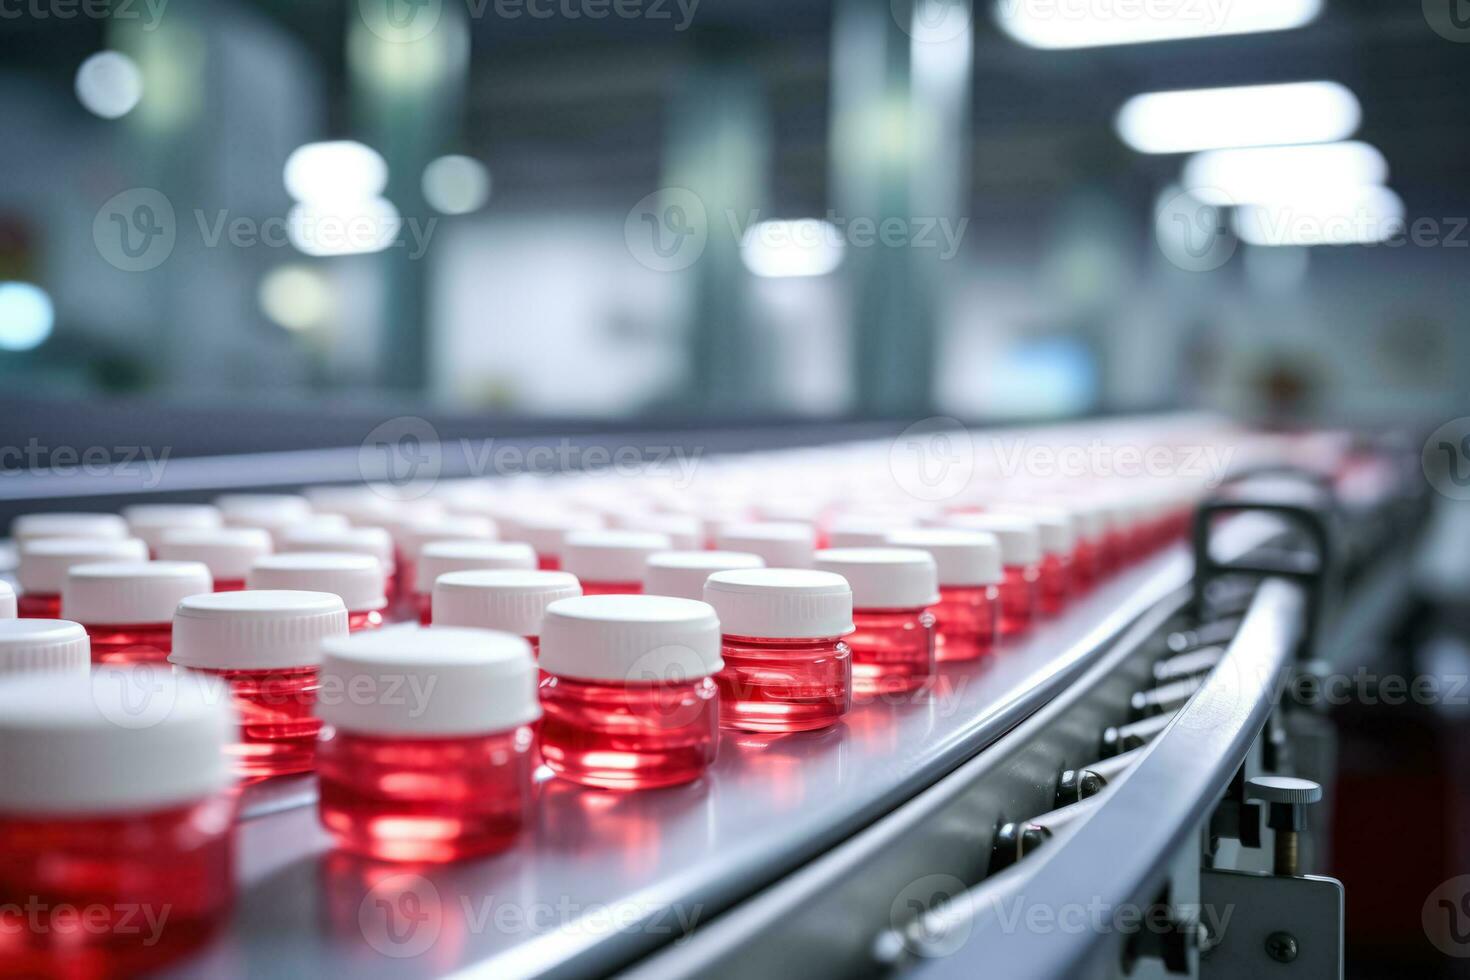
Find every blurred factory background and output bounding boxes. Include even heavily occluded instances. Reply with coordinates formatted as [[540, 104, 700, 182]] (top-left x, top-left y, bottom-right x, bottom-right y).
[[2, 0, 1468, 429]]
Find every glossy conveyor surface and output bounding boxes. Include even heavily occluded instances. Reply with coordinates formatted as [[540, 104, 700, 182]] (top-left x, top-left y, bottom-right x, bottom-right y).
[[159, 539, 1238, 980]]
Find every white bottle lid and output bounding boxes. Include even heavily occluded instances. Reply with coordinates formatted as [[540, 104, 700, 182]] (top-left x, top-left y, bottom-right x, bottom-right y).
[[643, 550, 766, 601], [506, 510, 603, 560], [63, 561, 213, 625], [417, 541, 537, 596], [562, 530, 673, 583], [398, 516, 498, 561], [539, 594, 723, 681], [157, 527, 274, 580], [432, 569, 582, 635], [318, 625, 540, 736], [815, 548, 940, 609], [826, 514, 917, 547], [214, 493, 312, 523], [0, 619, 89, 674], [0, 581, 13, 619], [714, 522, 817, 569], [12, 512, 129, 544], [247, 553, 387, 613], [171, 589, 348, 670], [122, 504, 223, 551], [885, 529, 1003, 587], [0, 667, 236, 813], [614, 514, 702, 550], [941, 514, 1042, 565], [994, 506, 1075, 556], [703, 568, 854, 639], [278, 525, 396, 572], [19, 537, 150, 593]]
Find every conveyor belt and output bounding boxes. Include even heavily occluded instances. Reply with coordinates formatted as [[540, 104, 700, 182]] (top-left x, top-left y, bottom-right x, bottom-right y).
[[154, 517, 1281, 980]]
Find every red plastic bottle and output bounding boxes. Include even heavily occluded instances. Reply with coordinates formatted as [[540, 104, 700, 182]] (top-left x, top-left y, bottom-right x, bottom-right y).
[[122, 503, 223, 556], [157, 526, 273, 593], [642, 550, 765, 600], [561, 529, 673, 596], [0, 668, 236, 977], [16, 535, 148, 618], [713, 521, 818, 569], [247, 552, 387, 632], [316, 626, 541, 862], [944, 515, 1041, 637], [413, 540, 537, 624], [886, 529, 1002, 662], [539, 594, 722, 788], [0, 619, 90, 676], [988, 508, 1075, 617], [815, 547, 938, 696], [430, 569, 581, 652], [171, 589, 349, 778], [63, 560, 213, 664], [703, 568, 854, 732]]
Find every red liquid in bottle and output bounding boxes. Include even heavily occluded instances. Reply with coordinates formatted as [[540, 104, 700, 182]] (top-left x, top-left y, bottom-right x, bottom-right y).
[[1036, 552, 1072, 617], [715, 634, 851, 732], [997, 563, 1040, 636], [189, 666, 322, 778], [538, 675, 719, 788], [847, 608, 935, 695], [17, 593, 61, 618], [931, 584, 1000, 661], [87, 622, 175, 664], [317, 726, 535, 863]]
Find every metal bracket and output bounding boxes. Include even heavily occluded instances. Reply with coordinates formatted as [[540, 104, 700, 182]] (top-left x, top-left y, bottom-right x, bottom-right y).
[[1199, 869, 1344, 978], [1191, 468, 1337, 662]]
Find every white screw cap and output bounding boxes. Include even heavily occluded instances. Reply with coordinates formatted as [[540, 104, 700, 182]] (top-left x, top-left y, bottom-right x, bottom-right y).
[[157, 527, 273, 581], [433, 569, 582, 635], [19, 537, 149, 594], [63, 561, 213, 625], [13, 512, 129, 544], [815, 548, 940, 609], [122, 504, 223, 551], [643, 550, 766, 601], [714, 522, 818, 569], [0, 581, 12, 619], [826, 514, 918, 547], [539, 594, 723, 681], [278, 525, 395, 572], [562, 530, 674, 583], [171, 589, 349, 670], [319, 625, 540, 736], [942, 514, 1042, 565], [0, 619, 90, 675], [247, 553, 387, 613], [0, 667, 236, 813], [417, 541, 538, 596], [703, 568, 854, 639], [397, 516, 498, 560], [885, 529, 1002, 587]]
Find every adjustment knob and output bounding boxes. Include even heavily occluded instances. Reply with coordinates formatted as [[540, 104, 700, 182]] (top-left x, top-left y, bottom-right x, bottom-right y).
[[1248, 775, 1322, 806]]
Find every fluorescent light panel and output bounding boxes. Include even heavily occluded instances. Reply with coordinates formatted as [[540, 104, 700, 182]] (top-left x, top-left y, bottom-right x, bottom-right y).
[[1232, 186, 1405, 246], [995, 0, 1321, 49], [1117, 81, 1360, 154], [1182, 141, 1389, 205]]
